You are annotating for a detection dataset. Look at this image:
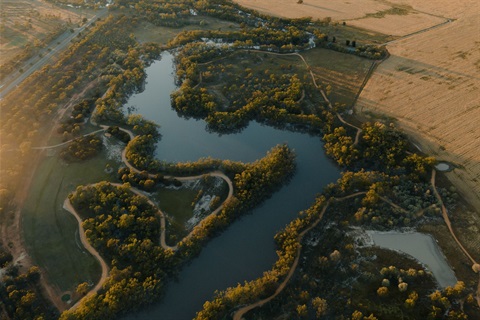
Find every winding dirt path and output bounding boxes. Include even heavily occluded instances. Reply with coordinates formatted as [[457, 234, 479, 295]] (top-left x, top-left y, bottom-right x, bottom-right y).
[[430, 169, 480, 307], [232, 187, 455, 319], [248, 50, 363, 144], [63, 199, 109, 310], [58, 124, 233, 309], [233, 192, 366, 320], [430, 169, 477, 265], [117, 172, 233, 251], [193, 49, 363, 145]]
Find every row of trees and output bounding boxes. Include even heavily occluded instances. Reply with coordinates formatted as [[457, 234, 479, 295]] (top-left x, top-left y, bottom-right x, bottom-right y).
[[117, 167, 181, 191], [0, 13, 159, 215]]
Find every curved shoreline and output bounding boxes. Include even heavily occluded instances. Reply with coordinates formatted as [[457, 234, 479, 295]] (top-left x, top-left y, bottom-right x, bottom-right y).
[[233, 192, 366, 320], [57, 124, 234, 310], [233, 169, 480, 319]]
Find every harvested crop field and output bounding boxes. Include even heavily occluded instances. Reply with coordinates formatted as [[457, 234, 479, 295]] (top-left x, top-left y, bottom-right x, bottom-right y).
[[238, 0, 480, 212], [347, 11, 445, 37], [234, 0, 452, 36], [233, 0, 390, 21], [386, 0, 478, 19], [356, 11, 480, 212]]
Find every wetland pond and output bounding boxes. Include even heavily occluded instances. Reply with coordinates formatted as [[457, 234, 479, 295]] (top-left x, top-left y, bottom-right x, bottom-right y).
[[366, 231, 457, 288], [123, 51, 341, 319]]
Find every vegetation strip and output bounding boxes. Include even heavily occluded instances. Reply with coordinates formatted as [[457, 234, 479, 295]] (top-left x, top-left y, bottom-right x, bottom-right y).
[[233, 192, 366, 320]]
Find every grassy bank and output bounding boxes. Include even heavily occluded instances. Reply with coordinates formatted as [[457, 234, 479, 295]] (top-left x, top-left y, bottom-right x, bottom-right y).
[[22, 142, 120, 293]]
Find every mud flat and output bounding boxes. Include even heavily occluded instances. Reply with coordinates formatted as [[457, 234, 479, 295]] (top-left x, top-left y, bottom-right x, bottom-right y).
[[366, 230, 457, 288]]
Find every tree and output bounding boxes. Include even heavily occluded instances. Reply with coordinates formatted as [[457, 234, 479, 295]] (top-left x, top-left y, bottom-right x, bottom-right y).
[[77, 282, 90, 296], [312, 297, 327, 318], [296, 304, 307, 318], [377, 286, 388, 296]]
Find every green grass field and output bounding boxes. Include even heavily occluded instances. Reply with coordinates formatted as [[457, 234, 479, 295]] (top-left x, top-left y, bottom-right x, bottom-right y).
[[133, 15, 240, 45], [156, 177, 229, 245], [155, 187, 198, 244], [22, 140, 119, 293]]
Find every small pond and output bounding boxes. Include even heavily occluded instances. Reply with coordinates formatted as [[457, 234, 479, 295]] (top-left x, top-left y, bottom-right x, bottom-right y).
[[366, 230, 457, 288]]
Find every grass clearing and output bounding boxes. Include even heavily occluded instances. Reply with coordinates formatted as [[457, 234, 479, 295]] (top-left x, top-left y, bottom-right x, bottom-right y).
[[133, 16, 240, 45], [22, 138, 121, 293], [155, 187, 198, 244], [157, 177, 229, 245], [302, 48, 373, 107]]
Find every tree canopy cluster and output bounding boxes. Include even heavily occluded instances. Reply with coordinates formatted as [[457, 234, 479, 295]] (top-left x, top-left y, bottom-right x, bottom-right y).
[[60, 135, 102, 162], [172, 46, 326, 134], [324, 122, 436, 180], [61, 142, 295, 319], [0, 248, 57, 320]]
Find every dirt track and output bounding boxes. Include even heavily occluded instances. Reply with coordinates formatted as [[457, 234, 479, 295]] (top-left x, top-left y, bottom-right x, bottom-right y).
[[62, 199, 110, 310], [233, 192, 366, 320], [59, 125, 234, 310], [233, 167, 480, 318]]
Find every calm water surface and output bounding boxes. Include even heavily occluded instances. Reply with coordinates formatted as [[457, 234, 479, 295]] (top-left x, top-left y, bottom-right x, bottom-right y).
[[123, 52, 341, 319], [367, 231, 457, 288]]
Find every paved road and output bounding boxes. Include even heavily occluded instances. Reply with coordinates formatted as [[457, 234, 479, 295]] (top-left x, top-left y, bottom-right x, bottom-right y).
[[0, 9, 108, 100]]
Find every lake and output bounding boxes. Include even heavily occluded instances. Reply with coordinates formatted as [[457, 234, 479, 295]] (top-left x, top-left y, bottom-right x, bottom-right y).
[[123, 52, 341, 319]]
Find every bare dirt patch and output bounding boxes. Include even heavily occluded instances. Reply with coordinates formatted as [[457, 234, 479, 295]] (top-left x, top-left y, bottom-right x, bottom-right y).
[[356, 12, 480, 213]]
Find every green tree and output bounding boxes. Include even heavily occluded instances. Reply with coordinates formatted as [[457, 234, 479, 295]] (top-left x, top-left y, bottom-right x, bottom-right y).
[[77, 282, 90, 296]]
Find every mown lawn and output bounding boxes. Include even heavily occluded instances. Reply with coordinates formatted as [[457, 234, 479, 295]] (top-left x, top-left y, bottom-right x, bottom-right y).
[[22, 144, 119, 293]]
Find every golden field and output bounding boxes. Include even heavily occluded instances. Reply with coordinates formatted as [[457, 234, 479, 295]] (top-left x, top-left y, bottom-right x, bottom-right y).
[[357, 10, 480, 210], [234, 0, 480, 211]]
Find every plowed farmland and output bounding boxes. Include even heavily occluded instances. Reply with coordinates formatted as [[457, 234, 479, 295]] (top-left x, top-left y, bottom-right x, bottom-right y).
[[234, 0, 480, 212], [357, 11, 480, 211]]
